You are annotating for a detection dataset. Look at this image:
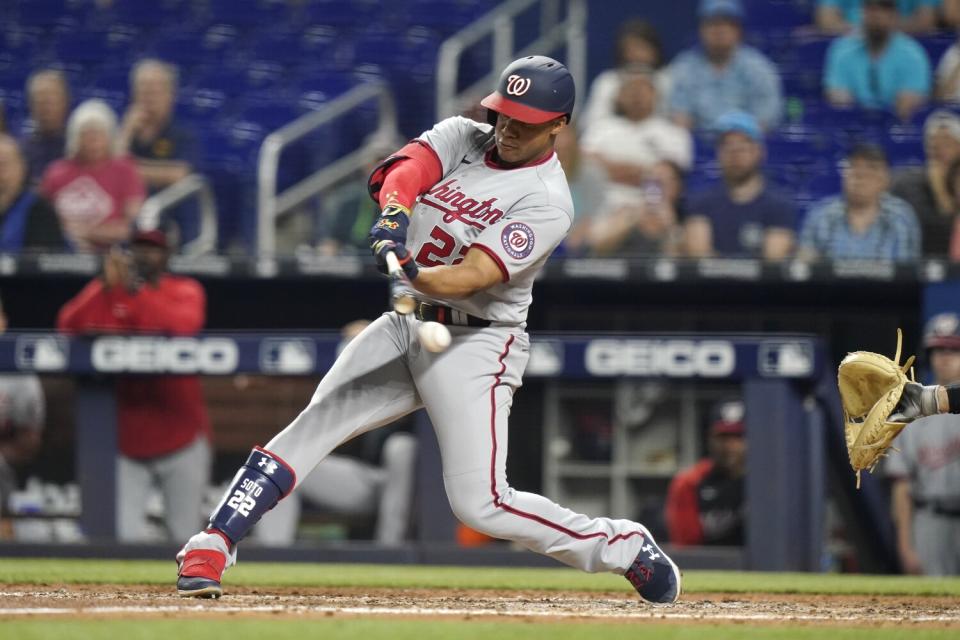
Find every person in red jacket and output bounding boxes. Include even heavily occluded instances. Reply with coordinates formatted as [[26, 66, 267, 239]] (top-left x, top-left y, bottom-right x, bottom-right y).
[[57, 229, 210, 542], [665, 399, 747, 546]]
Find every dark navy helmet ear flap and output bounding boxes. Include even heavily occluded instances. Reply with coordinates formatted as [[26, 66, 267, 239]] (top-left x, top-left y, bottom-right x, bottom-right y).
[[481, 55, 575, 125]]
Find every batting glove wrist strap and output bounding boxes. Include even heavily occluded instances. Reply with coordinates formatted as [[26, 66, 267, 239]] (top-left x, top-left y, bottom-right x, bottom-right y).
[[209, 447, 296, 544]]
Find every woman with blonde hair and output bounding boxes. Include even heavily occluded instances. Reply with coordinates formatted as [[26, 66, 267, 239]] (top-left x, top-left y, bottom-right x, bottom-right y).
[[40, 99, 144, 252]]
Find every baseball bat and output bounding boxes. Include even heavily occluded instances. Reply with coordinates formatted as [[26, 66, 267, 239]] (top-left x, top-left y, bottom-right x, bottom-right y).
[[385, 251, 416, 315]]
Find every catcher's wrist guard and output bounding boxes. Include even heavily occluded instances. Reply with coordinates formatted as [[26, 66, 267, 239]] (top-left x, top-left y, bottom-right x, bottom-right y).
[[838, 328, 916, 488], [946, 384, 960, 414], [920, 385, 940, 416]]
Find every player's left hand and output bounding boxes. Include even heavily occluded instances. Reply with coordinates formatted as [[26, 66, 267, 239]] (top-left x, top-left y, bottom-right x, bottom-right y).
[[369, 203, 411, 248], [370, 239, 420, 280]]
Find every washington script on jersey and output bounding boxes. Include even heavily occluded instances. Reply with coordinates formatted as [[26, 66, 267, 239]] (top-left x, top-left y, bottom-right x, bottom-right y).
[[91, 336, 239, 374], [419, 179, 505, 228], [585, 339, 736, 377]]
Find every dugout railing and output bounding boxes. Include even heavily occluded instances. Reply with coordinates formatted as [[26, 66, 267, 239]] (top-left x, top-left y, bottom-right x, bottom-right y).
[[0, 331, 833, 572]]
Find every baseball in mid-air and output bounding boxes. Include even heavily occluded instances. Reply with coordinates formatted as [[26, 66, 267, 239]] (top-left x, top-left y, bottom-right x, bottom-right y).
[[418, 321, 451, 353]]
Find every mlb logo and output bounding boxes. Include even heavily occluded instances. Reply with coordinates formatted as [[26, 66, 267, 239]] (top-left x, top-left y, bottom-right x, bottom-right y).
[[260, 339, 316, 374], [526, 341, 564, 376], [15, 336, 69, 372], [758, 341, 814, 377]]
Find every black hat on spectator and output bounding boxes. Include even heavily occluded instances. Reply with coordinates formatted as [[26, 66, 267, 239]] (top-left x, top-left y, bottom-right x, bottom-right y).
[[131, 229, 169, 250]]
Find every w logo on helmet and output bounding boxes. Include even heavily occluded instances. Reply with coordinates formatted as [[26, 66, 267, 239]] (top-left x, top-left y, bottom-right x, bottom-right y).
[[506, 74, 532, 96]]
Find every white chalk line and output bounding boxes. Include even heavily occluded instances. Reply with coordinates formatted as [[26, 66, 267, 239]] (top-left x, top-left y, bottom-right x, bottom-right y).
[[0, 603, 957, 624]]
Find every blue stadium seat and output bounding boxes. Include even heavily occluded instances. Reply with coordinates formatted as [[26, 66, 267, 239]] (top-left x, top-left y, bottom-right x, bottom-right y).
[[54, 28, 137, 64], [202, 0, 288, 28], [110, 0, 194, 29], [13, 0, 88, 28], [742, 0, 814, 29], [302, 0, 379, 27]]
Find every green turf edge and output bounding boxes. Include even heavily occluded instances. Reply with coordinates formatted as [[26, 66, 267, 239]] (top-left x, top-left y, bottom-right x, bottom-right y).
[[3, 620, 959, 640], [1, 559, 959, 596]]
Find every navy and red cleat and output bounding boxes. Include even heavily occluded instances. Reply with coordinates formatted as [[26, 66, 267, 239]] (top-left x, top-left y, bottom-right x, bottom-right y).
[[176, 530, 233, 599], [177, 548, 225, 598], [624, 525, 682, 604]]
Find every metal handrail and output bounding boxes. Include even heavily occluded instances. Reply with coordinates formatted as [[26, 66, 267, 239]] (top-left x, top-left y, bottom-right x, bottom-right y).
[[436, 0, 587, 120], [256, 81, 398, 256], [138, 174, 218, 256]]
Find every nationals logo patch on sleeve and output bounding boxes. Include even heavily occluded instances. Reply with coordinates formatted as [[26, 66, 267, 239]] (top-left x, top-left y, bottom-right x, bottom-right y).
[[501, 222, 535, 260]]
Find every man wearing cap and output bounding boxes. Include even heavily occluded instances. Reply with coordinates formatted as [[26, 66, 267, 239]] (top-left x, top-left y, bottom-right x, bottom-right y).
[[684, 111, 796, 260], [669, 0, 783, 131], [799, 143, 921, 260], [892, 110, 960, 256], [816, 0, 940, 35], [885, 313, 960, 575], [665, 400, 747, 547], [57, 230, 211, 542], [824, 0, 931, 121]]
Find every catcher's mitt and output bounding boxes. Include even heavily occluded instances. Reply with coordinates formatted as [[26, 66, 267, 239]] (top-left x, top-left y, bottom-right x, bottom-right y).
[[837, 329, 916, 488]]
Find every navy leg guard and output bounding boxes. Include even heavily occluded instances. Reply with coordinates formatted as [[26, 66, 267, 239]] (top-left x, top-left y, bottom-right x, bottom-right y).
[[209, 447, 296, 544]]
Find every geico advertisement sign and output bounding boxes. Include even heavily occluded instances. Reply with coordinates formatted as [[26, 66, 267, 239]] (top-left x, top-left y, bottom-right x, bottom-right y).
[[91, 337, 239, 374], [585, 340, 735, 377]]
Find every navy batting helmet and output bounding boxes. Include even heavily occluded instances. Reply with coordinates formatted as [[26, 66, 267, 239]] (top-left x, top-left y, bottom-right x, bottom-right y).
[[924, 312, 960, 350], [481, 55, 575, 124]]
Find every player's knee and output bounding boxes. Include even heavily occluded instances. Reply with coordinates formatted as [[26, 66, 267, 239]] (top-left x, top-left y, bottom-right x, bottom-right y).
[[443, 475, 502, 536]]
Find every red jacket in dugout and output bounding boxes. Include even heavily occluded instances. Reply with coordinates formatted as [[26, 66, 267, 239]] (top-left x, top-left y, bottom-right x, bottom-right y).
[[57, 230, 210, 459]]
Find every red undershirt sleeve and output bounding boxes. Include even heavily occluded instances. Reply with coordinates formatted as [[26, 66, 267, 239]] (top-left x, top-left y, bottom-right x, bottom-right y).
[[369, 141, 443, 210]]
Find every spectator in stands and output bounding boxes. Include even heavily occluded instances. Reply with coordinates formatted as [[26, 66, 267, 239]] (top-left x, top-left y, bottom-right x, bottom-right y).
[[817, 0, 940, 35], [57, 230, 211, 542], [799, 143, 921, 260], [665, 400, 746, 547], [0, 134, 64, 252], [683, 111, 796, 260], [669, 0, 783, 131], [0, 295, 45, 539], [255, 320, 417, 546], [21, 70, 70, 184], [892, 110, 960, 256], [886, 313, 960, 575], [118, 59, 198, 242], [581, 20, 671, 130], [824, 0, 932, 121], [946, 157, 960, 259], [934, 28, 960, 102], [40, 99, 144, 252], [556, 125, 607, 255], [945, 0, 960, 27], [585, 161, 686, 256]]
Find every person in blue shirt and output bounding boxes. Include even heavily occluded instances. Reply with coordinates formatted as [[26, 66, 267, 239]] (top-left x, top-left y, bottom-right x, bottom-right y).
[[669, 0, 783, 131], [684, 111, 796, 260], [824, 0, 932, 120], [817, 0, 941, 35], [799, 143, 921, 261]]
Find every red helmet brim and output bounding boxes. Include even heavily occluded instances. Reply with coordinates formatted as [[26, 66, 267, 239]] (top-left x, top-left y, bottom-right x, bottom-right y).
[[480, 91, 566, 125]]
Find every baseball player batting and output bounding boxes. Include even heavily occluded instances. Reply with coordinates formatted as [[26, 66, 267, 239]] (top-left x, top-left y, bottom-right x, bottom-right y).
[[176, 55, 682, 604]]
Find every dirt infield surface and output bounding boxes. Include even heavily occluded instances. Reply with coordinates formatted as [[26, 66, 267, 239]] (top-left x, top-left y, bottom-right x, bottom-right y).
[[0, 584, 957, 628]]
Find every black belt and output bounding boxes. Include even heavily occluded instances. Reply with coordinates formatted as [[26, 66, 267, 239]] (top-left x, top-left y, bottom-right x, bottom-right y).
[[414, 301, 491, 327], [914, 499, 960, 518]]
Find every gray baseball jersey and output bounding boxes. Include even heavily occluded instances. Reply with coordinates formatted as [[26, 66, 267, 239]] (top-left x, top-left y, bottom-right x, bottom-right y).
[[886, 414, 960, 503], [410, 116, 574, 325], [252, 118, 652, 576], [886, 414, 960, 575]]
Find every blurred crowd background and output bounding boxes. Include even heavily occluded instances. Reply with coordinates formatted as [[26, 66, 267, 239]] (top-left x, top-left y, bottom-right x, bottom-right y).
[[5, 0, 960, 260]]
